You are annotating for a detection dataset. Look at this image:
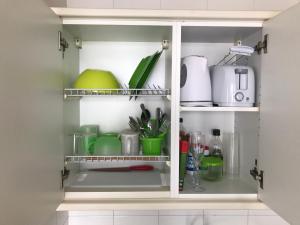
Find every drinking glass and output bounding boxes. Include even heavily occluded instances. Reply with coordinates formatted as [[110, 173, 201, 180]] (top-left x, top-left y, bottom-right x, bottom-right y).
[[190, 132, 205, 192]]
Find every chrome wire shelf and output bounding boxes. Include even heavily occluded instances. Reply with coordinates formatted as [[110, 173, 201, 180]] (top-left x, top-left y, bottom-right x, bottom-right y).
[[65, 155, 170, 163], [64, 86, 171, 99]]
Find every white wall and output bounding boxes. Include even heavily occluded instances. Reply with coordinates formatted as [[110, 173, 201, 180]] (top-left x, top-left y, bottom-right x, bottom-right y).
[[61, 0, 300, 11], [79, 41, 167, 133], [68, 209, 289, 225]]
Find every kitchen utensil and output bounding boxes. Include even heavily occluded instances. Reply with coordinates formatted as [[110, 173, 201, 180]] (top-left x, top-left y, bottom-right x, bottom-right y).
[[200, 156, 223, 181], [180, 56, 212, 107], [149, 119, 159, 137], [156, 107, 162, 126], [211, 65, 255, 107], [94, 134, 122, 156], [136, 117, 144, 128], [88, 165, 154, 172], [129, 51, 163, 90], [120, 129, 140, 155], [141, 137, 162, 155], [140, 104, 151, 123], [160, 113, 168, 126], [159, 117, 170, 134], [129, 116, 140, 132], [144, 119, 158, 138], [74, 69, 120, 90]]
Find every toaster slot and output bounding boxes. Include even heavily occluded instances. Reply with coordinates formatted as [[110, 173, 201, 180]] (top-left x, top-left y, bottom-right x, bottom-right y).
[[240, 74, 248, 90], [235, 69, 248, 90]]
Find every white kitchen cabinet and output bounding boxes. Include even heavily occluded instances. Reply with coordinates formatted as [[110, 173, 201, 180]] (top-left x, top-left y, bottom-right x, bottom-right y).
[[253, 0, 299, 11], [114, 0, 161, 9], [207, 0, 253, 10], [3, 1, 300, 225], [67, 0, 113, 9], [160, 0, 207, 10]]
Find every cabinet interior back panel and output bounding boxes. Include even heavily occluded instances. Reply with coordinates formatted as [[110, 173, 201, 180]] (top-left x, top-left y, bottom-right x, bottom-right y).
[[64, 25, 172, 42], [181, 27, 261, 43], [79, 41, 168, 132], [181, 43, 233, 66]]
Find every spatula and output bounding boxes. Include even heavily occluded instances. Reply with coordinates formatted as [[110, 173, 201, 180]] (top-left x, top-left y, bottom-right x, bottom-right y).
[[88, 165, 154, 172]]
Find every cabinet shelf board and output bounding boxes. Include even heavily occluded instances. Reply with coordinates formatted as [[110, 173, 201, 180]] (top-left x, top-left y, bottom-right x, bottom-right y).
[[57, 199, 267, 211], [179, 175, 257, 198], [180, 106, 259, 112], [51, 8, 278, 21]]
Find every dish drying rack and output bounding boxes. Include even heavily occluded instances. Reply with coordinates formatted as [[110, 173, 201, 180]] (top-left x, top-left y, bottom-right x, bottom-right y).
[[64, 84, 171, 100], [216, 41, 255, 66], [65, 155, 170, 163]]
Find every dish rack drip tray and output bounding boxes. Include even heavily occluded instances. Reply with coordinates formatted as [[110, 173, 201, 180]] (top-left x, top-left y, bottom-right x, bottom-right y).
[[67, 170, 164, 188]]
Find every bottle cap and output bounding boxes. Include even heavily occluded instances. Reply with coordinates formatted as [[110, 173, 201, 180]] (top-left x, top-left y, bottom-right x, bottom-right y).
[[212, 129, 220, 136], [204, 146, 210, 156]]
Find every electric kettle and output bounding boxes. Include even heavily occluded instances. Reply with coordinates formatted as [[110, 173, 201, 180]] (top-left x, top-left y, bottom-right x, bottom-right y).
[[180, 56, 212, 107]]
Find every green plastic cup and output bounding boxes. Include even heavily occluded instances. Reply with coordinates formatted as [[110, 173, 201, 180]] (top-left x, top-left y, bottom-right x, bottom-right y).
[[78, 133, 97, 155], [141, 137, 162, 156]]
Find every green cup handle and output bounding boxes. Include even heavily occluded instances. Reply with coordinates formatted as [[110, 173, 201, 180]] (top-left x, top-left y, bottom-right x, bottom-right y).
[[88, 140, 96, 155]]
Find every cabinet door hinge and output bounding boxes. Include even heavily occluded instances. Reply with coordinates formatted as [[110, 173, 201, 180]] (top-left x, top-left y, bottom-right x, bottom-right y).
[[61, 166, 70, 189], [250, 159, 264, 189], [58, 31, 69, 58], [254, 34, 268, 55]]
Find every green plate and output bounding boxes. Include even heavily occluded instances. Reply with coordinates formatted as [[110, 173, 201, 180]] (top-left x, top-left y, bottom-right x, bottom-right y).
[[129, 50, 163, 89]]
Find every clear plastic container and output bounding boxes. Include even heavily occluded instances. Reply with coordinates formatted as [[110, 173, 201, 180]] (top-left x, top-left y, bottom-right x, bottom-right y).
[[200, 156, 223, 181]]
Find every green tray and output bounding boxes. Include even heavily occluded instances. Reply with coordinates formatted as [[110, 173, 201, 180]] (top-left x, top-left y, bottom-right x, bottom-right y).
[[129, 50, 163, 90]]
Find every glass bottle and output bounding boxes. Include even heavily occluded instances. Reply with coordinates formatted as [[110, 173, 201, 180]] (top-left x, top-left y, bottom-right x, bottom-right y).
[[209, 129, 223, 159], [179, 118, 186, 140]]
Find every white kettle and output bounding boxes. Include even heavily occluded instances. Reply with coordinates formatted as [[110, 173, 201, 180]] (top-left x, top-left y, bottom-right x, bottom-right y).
[[180, 56, 212, 107]]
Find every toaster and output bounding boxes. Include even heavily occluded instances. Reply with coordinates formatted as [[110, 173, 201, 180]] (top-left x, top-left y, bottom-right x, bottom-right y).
[[211, 65, 255, 107]]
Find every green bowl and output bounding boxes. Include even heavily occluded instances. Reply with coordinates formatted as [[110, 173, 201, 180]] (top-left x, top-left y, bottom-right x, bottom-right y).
[[93, 135, 122, 156], [74, 69, 120, 90]]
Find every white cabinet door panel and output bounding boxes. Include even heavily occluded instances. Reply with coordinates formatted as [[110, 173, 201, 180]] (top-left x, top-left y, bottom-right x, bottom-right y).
[[254, 0, 299, 11], [67, 0, 113, 8], [0, 0, 63, 225], [259, 2, 300, 224], [159, 216, 203, 225], [203, 216, 247, 225], [114, 0, 160, 9], [69, 216, 113, 225], [114, 216, 158, 225], [248, 216, 290, 225], [161, 0, 207, 10], [207, 0, 253, 10]]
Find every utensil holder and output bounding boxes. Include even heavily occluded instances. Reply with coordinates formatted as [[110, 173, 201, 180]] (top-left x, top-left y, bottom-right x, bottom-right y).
[[141, 137, 162, 156]]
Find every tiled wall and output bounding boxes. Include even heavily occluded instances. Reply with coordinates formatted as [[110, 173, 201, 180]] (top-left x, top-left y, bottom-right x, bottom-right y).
[[63, 0, 300, 11], [68, 209, 289, 225]]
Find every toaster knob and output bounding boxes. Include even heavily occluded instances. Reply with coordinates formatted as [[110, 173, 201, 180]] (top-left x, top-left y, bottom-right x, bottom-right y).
[[235, 92, 244, 102]]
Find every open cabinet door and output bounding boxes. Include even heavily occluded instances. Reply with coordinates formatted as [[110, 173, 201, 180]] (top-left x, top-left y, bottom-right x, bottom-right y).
[[0, 1, 64, 225], [259, 3, 300, 224]]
